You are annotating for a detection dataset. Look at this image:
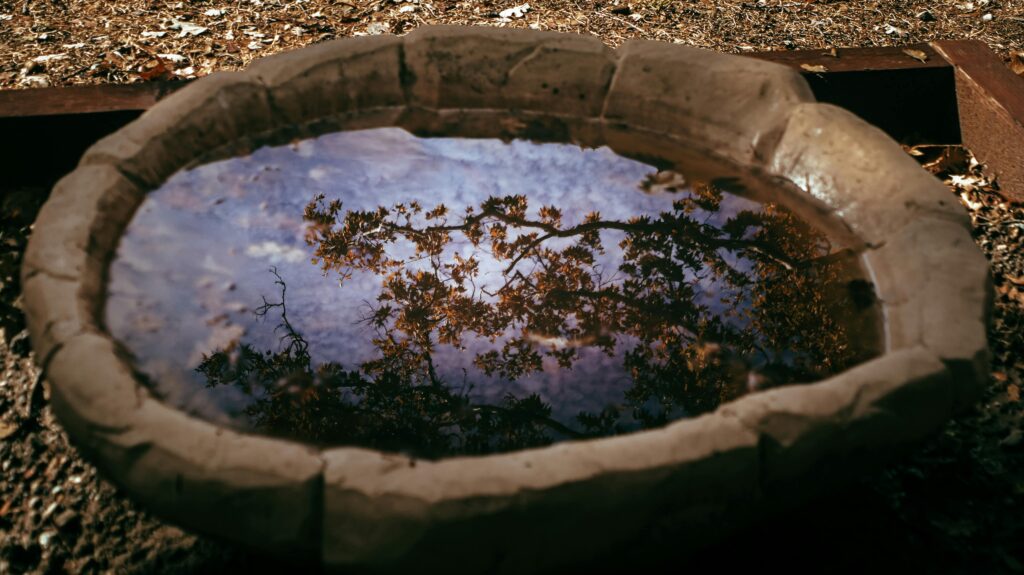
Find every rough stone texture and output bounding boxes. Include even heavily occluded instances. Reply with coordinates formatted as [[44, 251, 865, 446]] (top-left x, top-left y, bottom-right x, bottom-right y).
[[20, 274, 88, 368], [79, 72, 274, 188], [402, 26, 616, 118], [603, 39, 814, 167], [247, 35, 405, 128], [770, 103, 972, 243], [865, 219, 993, 408], [298, 106, 407, 137], [45, 332, 143, 440], [45, 332, 325, 560], [600, 125, 742, 178], [21, 164, 141, 283], [721, 348, 953, 493], [20, 165, 142, 365], [89, 396, 324, 561], [397, 107, 605, 149], [322, 413, 759, 573]]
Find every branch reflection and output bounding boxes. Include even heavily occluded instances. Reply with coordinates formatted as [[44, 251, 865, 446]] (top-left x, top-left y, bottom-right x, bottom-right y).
[[198, 176, 876, 458]]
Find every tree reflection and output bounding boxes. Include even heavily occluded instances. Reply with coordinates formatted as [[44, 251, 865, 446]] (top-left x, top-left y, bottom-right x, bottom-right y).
[[199, 173, 874, 458]]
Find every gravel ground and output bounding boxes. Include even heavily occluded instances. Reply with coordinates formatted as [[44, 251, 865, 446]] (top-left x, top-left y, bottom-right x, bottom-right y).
[[1, 147, 1023, 573], [1, 0, 1024, 89]]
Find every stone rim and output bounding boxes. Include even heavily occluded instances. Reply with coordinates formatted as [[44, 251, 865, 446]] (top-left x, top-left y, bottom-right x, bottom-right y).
[[21, 26, 990, 570]]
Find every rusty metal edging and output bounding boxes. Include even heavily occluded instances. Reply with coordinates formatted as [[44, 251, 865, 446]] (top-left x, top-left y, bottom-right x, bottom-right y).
[[750, 43, 960, 146], [0, 81, 186, 118], [932, 40, 1024, 201]]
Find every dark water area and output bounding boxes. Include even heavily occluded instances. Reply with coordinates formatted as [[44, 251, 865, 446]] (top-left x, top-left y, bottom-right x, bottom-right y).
[[105, 127, 881, 458]]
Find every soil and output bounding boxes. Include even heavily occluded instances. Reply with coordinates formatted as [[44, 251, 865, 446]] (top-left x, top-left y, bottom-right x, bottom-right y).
[[1, 146, 1023, 574], [1, 0, 1023, 89]]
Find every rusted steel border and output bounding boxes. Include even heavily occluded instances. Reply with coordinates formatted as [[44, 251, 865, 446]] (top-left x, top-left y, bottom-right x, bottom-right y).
[[750, 43, 961, 145], [933, 40, 1024, 202], [1, 41, 1021, 199], [0, 81, 186, 118]]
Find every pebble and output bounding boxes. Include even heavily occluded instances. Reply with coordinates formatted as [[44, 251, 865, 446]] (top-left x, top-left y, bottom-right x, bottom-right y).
[[41, 501, 58, 521], [55, 510, 80, 531], [365, 22, 390, 35], [1000, 428, 1022, 448], [19, 74, 49, 88]]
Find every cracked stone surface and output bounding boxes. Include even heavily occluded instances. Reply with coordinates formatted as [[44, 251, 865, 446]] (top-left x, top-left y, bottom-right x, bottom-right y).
[[22, 165, 142, 284], [80, 73, 275, 189], [320, 412, 761, 572], [95, 397, 324, 561], [402, 26, 617, 118], [604, 39, 814, 167], [770, 103, 973, 241], [721, 347, 955, 492], [865, 218, 993, 407], [20, 26, 991, 571], [249, 35, 405, 128]]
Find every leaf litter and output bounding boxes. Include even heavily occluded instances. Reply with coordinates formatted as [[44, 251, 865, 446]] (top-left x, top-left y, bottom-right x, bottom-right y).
[[1, 0, 1024, 88]]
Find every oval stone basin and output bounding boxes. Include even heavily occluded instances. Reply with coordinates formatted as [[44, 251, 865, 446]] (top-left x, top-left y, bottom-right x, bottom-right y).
[[21, 26, 990, 573], [106, 127, 881, 458]]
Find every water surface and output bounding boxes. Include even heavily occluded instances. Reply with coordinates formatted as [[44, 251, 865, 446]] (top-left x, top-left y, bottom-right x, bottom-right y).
[[106, 127, 881, 458]]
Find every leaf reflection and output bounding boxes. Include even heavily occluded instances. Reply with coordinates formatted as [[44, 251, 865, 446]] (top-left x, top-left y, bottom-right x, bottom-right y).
[[198, 176, 874, 458]]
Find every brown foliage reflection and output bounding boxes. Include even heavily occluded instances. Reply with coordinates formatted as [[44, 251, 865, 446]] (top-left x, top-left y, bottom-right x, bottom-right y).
[[199, 176, 873, 458]]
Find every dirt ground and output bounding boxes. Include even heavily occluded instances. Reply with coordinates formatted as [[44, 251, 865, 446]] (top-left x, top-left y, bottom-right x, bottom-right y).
[[2, 1, 1024, 573], [1, 0, 1023, 88]]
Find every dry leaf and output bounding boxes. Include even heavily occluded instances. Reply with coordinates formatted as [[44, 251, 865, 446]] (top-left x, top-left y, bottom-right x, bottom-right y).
[[824, 47, 838, 58], [364, 22, 389, 35], [1007, 275, 1024, 286], [32, 53, 67, 64], [0, 421, 16, 440], [498, 3, 530, 20], [800, 63, 828, 73], [170, 20, 209, 38], [921, 146, 969, 175], [903, 48, 929, 63], [1010, 52, 1024, 78], [884, 24, 906, 37], [1009, 383, 1020, 403], [994, 371, 1009, 382], [998, 284, 1024, 306], [138, 57, 172, 81]]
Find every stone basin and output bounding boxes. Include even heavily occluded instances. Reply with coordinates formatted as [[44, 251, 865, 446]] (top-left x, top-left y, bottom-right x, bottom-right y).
[[21, 26, 991, 573]]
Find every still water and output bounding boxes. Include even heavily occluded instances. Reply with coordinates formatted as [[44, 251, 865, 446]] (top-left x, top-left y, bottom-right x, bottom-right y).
[[105, 127, 881, 458]]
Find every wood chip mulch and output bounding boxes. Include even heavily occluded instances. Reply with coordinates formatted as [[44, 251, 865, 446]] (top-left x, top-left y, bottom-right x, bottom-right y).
[[2, 0, 1024, 89]]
